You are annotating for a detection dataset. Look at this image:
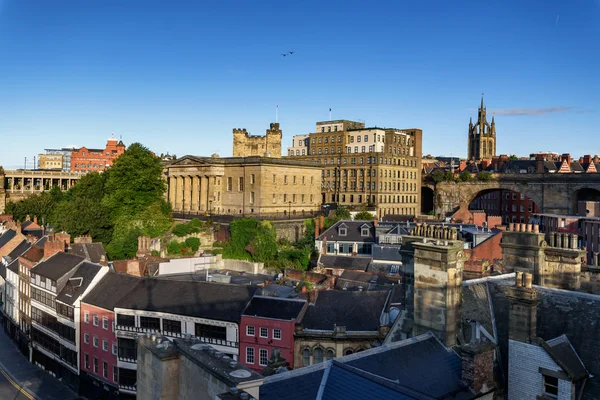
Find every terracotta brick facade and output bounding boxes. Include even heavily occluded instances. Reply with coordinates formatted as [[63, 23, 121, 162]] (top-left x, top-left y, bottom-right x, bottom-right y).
[[71, 137, 125, 172]]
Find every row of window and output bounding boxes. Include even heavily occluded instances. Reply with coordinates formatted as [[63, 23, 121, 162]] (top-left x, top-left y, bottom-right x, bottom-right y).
[[83, 312, 111, 330], [115, 314, 227, 341], [322, 168, 417, 180], [83, 353, 117, 382], [319, 156, 417, 167], [31, 288, 56, 310], [272, 193, 314, 204], [245, 347, 269, 366], [83, 332, 118, 354], [246, 326, 282, 340]]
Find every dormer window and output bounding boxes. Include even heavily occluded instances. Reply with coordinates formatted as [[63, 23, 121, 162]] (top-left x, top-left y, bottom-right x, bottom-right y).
[[361, 228, 369, 236], [339, 227, 347, 236]]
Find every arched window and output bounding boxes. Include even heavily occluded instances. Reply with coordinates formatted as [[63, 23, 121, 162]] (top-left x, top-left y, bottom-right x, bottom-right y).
[[303, 348, 310, 366], [482, 142, 487, 157], [313, 348, 324, 363], [326, 349, 335, 361], [344, 349, 354, 356]]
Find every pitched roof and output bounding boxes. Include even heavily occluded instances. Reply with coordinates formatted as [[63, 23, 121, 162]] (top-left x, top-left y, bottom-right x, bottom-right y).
[[82, 272, 143, 310], [56, 262, 104, 305], [242, 296, 306, 320], [260, 333, 470, 400], [542, 335, 589, 381], [30, 251, 85, 280], [0, 229, 17, 249], [317, 220, 375, 243], [461, 282, 495, 342], [70, 243, 107, 264], [319, 255, 371, 271], [372, 245, 403, 262], [301, 290, 389, 331], [115, 279, 258, 322]]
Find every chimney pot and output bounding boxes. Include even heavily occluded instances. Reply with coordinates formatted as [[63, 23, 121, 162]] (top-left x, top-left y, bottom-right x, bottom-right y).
[[516, 271, 523, 287], [524, 273, 533, 288]]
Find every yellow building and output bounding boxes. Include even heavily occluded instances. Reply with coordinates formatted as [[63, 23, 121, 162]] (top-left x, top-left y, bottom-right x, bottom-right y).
[[289, 120, 423, 219], [38, 154, 64, 170], [166, 155, 322, 218]]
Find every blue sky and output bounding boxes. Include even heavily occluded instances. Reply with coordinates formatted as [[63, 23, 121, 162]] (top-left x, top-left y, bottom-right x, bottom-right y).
[[0, 0, 599, 168]]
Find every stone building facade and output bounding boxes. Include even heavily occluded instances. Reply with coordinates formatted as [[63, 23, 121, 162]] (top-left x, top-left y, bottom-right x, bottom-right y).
[[468, 96, 496, 161], [287, 119, 423, 219], [286, 134, 310, 157], [71, 137, 126, 173], [165, 155, 322, 217], [233, 123, 282, 158]]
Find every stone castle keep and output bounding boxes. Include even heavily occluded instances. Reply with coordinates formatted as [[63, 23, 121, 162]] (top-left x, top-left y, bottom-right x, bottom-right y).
[[233, 123, 282, 158]]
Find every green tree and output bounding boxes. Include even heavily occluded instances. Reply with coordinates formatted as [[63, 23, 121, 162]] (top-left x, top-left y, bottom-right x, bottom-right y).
[[444, 171, 455, 182], [457, 171, 472, 182], [477, 171, 493, 182], [431, 170, 444, 183], [508, 154, 518, 161], [353, 211, 374, 220], [53, 197, 113, 243], [102, 143, 167, 220], [185, 237, 201, 252]]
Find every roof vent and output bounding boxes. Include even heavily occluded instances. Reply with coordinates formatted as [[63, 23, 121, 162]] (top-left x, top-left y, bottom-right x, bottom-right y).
[[240, 393, 249, 400], [151, 334, 157, 342], [230, 387, 239, 395], [230, 361, 238, 369]]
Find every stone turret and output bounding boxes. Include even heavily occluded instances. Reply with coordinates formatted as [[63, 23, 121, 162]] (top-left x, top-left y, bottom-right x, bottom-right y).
[[232, 123, 282, 158]]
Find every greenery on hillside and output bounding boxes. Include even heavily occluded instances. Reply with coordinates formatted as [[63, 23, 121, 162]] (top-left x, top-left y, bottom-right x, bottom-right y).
[[353, 211, 375, 220], [5, 143, 172, 260]]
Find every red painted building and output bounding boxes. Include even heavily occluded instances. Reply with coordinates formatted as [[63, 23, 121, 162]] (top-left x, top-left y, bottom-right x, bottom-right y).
[[71, 137, 126, 173], [239, 296, 306, 373], [79, 272, 141, 399]]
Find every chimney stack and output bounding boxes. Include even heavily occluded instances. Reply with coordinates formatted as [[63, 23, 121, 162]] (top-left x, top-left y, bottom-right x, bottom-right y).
[[314, 218, 320, 239], [44, 239, 65, 260], [535, 155, 544, 174], [507, 273, 539, 344], [461, 342, 497, 395]]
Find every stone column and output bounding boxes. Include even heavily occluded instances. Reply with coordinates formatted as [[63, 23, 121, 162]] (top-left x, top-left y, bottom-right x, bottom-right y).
[[184, 176, 192, 212], [200, 176, 209, 212], [191, 176, 199, 212], [168, 176, 176, 209], [175, 176, 184, 211], [11, 177, 14, 193]]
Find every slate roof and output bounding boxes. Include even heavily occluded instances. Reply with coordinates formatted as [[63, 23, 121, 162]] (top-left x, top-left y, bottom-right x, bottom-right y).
[[317, 220, 375, 243], [0, 229, 16, 249], [334, 270, 398, 291], [115, 279, 258, 322], [372, 245, 403, 262], [461, 282, 495, 342], [258, 283, 296, 298], [82, 272, 142, 310], [319, 255, 371, 271], [301, 290, 389, 331], [260, 333, 472, 400], [487, 279, 600, 400], [31, 251, 85, 280], [542, 335, 589, 381], [70, 243, 107, 264], [56, 262, 103, 305], [242, 296, 306, 320]]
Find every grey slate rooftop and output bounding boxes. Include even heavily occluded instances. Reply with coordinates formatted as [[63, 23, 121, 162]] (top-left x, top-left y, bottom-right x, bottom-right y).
[[301, 290, 389, 331], [82, 272, 142, 310], [242, 296, 306, 320], [317, 220, 375, 243], [260, 332, 472, 400], [115, 278, 258, 322], [31, 251, 85, 280], [56, 262, 104, 306], [70, 242, 107, 264], [0, 229, 16, 249]]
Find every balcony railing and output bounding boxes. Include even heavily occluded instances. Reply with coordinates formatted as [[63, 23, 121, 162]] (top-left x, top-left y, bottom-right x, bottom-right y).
[[117, 354, 137, 363], [118, 384, 136, 393], [196, 336, 238, 348], [116, 325, 238, 349]]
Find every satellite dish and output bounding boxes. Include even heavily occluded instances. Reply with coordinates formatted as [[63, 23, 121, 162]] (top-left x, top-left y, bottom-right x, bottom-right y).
[[230, 370, 252, 378]]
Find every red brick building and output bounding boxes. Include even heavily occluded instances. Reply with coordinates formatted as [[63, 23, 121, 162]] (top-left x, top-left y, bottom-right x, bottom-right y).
[[470, 189, 539, 225], [239, 296, 306, 373], [71, 137, 125, 173]]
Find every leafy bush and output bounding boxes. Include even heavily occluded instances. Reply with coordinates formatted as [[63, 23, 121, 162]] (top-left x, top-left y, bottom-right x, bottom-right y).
[[477, 171, 493, 182], [151, 250, 160, 257], [172, 224, 189, 237], [167, 240, 182, 255], [185, 237, 201, 252], [353, 211, 374, 220], [278, 248, 310, 270], [457, 171, 472, 182]]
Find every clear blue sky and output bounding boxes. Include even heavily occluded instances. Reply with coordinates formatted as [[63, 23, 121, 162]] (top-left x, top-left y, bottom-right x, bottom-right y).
[[0, 0, 598, 169]]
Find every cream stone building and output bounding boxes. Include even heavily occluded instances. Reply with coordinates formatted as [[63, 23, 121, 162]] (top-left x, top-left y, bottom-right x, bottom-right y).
[[287, 119, 423, 219], [232, 123, 282, 158], [166, 155, 322, 217]]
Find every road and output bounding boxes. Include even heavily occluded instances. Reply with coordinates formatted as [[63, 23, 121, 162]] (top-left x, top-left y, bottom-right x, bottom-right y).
[[0, 366, 32, 400]]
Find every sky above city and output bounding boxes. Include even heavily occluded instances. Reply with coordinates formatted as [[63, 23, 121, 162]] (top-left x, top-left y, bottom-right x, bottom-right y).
[[0, 0, 599, 168]]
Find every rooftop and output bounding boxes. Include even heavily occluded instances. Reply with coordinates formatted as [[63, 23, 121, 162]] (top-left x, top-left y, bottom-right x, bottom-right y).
[[31, 251, 85, 281], [301, 289, 390, 332], [0, 229, 17, 249], [317, 220, 375, 243], [115, 278, 258, 322], [242, 296, 306, 320], [56, 262, 104, 306], [70, 243, 107, 264], [319, 254, 372, 271], [82, 272, 142, 310]]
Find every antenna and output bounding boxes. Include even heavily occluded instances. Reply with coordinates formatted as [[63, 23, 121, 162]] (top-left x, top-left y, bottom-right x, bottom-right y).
[[276, 105, 279, 123]]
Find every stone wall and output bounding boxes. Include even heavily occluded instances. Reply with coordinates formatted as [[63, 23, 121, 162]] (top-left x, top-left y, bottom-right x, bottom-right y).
[[136, 340, 181, 400], [272, 219, 307, 242], [233, 123, 282, 158], [222, 258, 266, 275]]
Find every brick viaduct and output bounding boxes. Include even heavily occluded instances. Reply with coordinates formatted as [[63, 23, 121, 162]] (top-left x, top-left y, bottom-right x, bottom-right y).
[[426, 173, 600, 217]]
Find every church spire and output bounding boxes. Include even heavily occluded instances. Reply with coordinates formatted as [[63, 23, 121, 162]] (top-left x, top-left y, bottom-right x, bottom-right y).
[[480, 93, 485, 110]]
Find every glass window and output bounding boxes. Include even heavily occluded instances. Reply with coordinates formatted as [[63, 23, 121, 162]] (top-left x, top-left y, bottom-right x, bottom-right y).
[[163, 319, 181, 334], [259, 349, 269, 366], [543, 375, 558, 398], [103, 361, 108, 379], [247, 326, 255, 336], [303, 348, 310, 366], [93, 314, 99, 326], [260, 327, 268, 338], [103, 339, 108, 352], [93, 336, 98, 348], [84, 332, 89, 344], [112, 342, 118, 355], [195, 323, 226, 340], [273, 328, 281, 340], [246, 347, 255, 364], [314, 348, 324, 363], [140, 316, 160, 330], [84, 311, 89, 324], [102, 317, 108, 330], [93, 357, 98, 374], [116, 314, 135, 327], [326, 349, 335, 361]]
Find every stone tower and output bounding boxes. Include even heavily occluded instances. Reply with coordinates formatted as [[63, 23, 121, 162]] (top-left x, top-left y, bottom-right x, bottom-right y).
[[232, 123, 282, 158], [468, 95, 496, 161]]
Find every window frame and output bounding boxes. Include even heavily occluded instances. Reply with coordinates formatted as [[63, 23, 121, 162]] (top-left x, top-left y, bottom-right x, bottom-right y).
[[259, 348, 268, 366], [542, 374, 559, 398], [246, 347, 255, 364], [246, 326, 255, 336], [273, 328, 282, 340], [260, 327, 268, 338]]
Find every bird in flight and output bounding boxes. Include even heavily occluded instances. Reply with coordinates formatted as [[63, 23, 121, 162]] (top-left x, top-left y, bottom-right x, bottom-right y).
[[289, 51, 295, 54], [281, 53, 287, 57]]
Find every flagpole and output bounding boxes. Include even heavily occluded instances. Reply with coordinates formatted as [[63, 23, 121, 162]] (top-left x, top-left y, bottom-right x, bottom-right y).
[[329, 108, 332, 121], [276, 105, 279, 123]]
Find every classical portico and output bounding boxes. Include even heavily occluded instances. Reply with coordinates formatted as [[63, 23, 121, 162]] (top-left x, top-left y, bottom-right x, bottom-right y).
[[167, 158, 224, 213]]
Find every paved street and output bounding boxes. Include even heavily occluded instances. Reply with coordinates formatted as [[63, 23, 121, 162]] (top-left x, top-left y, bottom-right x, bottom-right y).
[[0, 325, 79, 400]]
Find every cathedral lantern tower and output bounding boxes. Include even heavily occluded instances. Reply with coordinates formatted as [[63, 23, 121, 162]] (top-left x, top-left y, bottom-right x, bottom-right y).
[[468, 95, 496, 161]]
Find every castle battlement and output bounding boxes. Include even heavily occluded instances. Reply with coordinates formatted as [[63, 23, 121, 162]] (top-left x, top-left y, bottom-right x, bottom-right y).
[[232, 123, 282, 158]]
